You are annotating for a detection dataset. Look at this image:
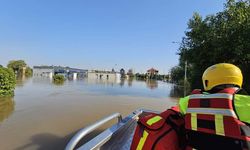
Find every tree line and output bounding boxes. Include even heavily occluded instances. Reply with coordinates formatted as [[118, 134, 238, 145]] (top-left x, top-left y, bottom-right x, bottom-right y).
[[171, 0, 250, 93]]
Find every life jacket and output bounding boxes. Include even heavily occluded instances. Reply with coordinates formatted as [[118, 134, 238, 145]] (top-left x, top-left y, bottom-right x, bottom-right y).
[[130, 108, 186, 150], [185, 88, 250, 150]]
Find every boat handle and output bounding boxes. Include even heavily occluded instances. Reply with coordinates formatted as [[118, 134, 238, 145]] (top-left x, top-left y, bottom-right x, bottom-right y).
[[65, 113, 122, 150]]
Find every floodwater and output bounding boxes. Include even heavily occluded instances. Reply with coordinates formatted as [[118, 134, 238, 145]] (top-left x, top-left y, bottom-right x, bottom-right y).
[[0, 77, 180, 150]]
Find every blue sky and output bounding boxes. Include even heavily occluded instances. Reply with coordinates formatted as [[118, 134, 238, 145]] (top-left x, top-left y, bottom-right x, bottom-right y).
[[0, 0, 226, 73]]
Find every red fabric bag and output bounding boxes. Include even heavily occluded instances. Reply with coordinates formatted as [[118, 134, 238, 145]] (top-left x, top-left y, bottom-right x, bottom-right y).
[[130, 109, 186, 150]]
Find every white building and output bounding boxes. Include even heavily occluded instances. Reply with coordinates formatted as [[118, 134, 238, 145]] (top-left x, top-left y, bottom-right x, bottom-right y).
[[87, 70, 121, 82], [33, 66, 87, 79], [33, 66, 54, 78]]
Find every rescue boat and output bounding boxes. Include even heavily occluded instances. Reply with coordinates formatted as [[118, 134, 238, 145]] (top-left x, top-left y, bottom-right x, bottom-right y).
[[65, 103, 250, 150], [65, 109, 161, 150]]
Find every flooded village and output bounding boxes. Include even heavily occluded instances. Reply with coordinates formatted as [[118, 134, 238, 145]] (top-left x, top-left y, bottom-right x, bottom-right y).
[[0, 63, 179, 150], [32, 65, 169, 83]]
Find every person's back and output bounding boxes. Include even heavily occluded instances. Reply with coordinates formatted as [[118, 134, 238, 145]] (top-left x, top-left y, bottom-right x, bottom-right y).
[[179, 63, 250, 150]]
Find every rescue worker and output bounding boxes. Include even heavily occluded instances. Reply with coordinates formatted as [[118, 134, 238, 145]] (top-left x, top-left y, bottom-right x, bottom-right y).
[[179, 63, 250, 150]]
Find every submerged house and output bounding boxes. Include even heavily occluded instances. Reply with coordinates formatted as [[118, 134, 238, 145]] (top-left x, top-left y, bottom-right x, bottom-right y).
[[87, 70, 121, 81], [33, 66, 87, 79], [147, 68, 159, 79], [33, 66, 54, 78]]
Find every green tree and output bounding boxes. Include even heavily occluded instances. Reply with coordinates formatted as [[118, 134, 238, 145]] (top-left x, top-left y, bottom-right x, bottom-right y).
[[170, 66, 185, 84], [53, 74, 65, 84], [135, 73, 147, 80], [7, 60, 26, 74], [7, 60, 33, 77], [174, 0, 250, 93], [25, 67, 33, 77], [127, 69, 134, 78], [0, 67, 16, 96]]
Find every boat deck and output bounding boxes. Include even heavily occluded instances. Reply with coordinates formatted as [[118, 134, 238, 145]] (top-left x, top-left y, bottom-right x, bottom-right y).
[[66, 110, 155, 150], [100, 116, 137, 150], [100, 112, 151, 150]]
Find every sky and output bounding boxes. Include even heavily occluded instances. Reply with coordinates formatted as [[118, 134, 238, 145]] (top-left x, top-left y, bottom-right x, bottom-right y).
[[0, 0, 226, 74]]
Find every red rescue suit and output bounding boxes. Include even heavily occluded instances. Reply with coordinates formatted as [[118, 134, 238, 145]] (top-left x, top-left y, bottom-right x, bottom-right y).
[[185, 88, 250, 150]]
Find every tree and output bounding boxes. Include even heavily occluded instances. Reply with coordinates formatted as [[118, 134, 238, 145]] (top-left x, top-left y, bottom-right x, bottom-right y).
[[127, 69, 134, 78], [135, 73, 147, 80], [0, 67, 16, 96], [7, 60, 33, 77], [25, 67, 33, 77], [7, 60, 26, 74], [120, 68, 126, 78], [174, 0, 250, 93], [170, 66, 185, 84]]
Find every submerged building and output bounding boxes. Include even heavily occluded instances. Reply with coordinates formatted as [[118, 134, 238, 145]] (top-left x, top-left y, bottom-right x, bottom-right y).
[[33, 66, 54, 78], [33, 66, 87, 79], [87, 70, 121, 82], [146, 68, 159, 79]]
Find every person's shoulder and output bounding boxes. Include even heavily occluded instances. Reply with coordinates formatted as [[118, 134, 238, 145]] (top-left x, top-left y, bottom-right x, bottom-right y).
[[179, 95, 190, 103], [191, 89, 203, 94]]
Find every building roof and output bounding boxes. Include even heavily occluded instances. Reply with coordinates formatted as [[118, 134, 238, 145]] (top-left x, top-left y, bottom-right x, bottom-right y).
[[88, 70, 117, 74], [33, 66, 87, 73], [147, 68, 159, 73], [33, 66, 54, 69]]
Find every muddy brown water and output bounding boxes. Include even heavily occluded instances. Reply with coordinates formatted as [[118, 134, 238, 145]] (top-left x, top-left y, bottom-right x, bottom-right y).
[[0, 77, 179, 150]]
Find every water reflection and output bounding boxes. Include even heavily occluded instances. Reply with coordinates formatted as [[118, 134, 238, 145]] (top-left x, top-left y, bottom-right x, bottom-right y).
[[87, 77, 160, 90], [0, 97, 15, 123], [86, 77, 118, 86], [18, 76, 183, 98], [128, 78, 133, 87], [85, 77, 160, 90], [16, 75, 31, 87], [120, 78, 125, 87], [146, 80, 158, 89], [32, 76, 53, 84], [169, 85, 185, 98], [53, 81, 65, 86]]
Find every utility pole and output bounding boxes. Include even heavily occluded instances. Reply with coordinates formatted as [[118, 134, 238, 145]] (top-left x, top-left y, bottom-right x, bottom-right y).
[[184, 60, 187, 96]]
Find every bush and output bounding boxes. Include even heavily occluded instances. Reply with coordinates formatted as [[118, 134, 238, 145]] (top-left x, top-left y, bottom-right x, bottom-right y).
[[0, 67, 16, 96], [53, 74, 65, 84], [25, 67, 33, 77]]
